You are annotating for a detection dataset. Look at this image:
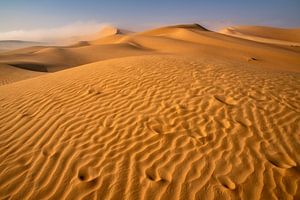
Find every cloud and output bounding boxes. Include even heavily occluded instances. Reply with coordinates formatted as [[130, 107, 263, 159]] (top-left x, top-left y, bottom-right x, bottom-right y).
[[0, 21, 110, 43]]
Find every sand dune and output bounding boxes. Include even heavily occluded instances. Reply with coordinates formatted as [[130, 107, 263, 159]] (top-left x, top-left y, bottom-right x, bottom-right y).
[[0, 40, 45, 52], [220, 26, 300, 46], [0, 43, 151, 72], [0, 63, 45, 85], [0, 24, 300, 199], [1, 23, 299, 80]]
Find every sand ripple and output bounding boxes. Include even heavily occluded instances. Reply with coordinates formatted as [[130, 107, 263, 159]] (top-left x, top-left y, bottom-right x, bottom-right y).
[[0, 55, 299, 199]]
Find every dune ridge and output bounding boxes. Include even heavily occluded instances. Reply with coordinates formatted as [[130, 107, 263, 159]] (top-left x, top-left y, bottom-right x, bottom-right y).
[[220, 26, 300, 46], [0, 24, 300, 199], [0, 23, 299, 80]]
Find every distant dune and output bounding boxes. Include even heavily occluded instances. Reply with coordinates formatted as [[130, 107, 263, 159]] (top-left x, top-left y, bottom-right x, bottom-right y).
[[220, 26, 300, 45], [0, 24, 299, 74], [98, 25, 133, 36], [0, 24, 299, 200], [0, 40, 45, 52]]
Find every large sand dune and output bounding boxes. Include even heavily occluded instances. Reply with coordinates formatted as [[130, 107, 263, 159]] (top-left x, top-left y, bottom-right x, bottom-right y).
[[220, 26, 300, 46], [0, 24, 299, 199], [1, 24, 299, 77]]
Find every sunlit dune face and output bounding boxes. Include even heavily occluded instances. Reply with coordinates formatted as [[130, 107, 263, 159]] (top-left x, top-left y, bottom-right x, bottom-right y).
[[0, 1, 299, 199]]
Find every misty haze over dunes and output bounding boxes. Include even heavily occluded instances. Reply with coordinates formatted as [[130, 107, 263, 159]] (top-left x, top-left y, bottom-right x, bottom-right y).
[[0, 22, 110, 44]]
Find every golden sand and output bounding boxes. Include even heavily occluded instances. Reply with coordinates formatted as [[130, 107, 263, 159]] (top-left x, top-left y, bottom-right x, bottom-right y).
[[0, 24, 299, 199]]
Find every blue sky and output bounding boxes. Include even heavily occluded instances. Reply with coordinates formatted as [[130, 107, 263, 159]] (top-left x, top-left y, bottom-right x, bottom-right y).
[[0, 0, 299, 33]]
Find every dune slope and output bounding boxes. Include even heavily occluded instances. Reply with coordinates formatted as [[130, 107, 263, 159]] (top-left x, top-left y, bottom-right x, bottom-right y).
[[0, 54, 300, 200], [0, 63, 45, 85], [220, 26, 300, 45], [0, 24, 300, 200], [1, 23, 300, 83]]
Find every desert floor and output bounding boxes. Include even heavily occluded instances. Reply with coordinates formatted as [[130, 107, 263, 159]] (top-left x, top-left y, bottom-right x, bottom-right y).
[[0, 24, 299, 200]]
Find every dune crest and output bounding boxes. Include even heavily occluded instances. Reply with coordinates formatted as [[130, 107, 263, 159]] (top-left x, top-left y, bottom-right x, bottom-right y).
[[139, 23, 208, 36], [220, 26, 300, 45], [97, 25, 130, 37], [1, 23, 299, 78]]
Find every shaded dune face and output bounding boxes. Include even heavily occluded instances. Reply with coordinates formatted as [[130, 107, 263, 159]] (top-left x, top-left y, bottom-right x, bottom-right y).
[[0, 24, 299, 200], [8, 62, 48, 72]]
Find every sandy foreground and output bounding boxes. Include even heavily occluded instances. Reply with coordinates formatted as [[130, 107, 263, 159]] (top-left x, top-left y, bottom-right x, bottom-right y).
[[0, 24, 299, 199]]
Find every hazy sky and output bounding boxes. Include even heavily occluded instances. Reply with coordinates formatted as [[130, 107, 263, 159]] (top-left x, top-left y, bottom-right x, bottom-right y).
[[0, 0, 299, 41]]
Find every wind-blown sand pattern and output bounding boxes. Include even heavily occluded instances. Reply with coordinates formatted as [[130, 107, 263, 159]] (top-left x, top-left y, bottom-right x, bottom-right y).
[[0, 24, 300, 199]]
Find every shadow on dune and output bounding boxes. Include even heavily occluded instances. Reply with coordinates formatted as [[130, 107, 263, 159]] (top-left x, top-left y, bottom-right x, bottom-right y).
[[8, 62, 48, 72]]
